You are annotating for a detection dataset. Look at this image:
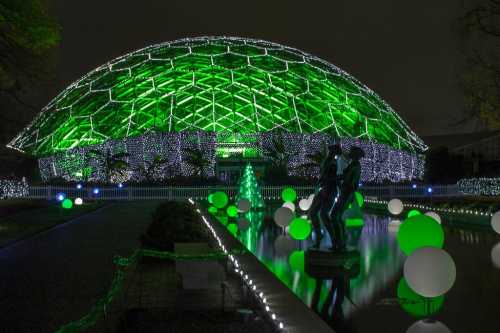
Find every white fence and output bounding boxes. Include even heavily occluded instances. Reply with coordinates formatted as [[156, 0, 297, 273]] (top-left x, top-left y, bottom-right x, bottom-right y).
[[26, 184, 462, 201]]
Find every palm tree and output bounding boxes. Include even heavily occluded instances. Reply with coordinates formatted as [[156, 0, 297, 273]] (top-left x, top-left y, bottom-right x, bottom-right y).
[[88, 149, 129, 183], [135, 154, 170, 182], [261, 132, 291, 170], [182, 147, 210, 177]]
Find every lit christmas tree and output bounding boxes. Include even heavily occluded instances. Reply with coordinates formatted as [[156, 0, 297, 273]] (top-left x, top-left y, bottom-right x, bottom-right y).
[[236, 163, 265, 209]]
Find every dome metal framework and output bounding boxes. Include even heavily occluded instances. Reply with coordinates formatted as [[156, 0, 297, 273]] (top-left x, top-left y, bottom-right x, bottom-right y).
[[9, 36, 426, 157]]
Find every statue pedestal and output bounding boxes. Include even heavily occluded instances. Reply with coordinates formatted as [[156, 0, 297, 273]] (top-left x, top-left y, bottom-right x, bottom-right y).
[[305, 248, 360, 279]]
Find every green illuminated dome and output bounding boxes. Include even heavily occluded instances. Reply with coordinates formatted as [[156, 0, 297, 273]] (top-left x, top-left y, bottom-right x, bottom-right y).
[[9, 36, 426, 157]]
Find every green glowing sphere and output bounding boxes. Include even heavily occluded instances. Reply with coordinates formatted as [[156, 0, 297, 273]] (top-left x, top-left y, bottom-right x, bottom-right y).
[[397, 215, 444, 256], [282, 187, 297, 202], [61, 198, 73, 209], [354, 191, 364, 207], [288, 251, 305, 272], [407, 209, 421, 218], [227, 223, 238, 236], [397, 278, 444, 318], [226, 205, 238, 217], [288, 217, 312, 240], [208, 193, 214, 204], [212, 191, 228, 209], [208, 206, 217, 215], [346, 218, 364, 228]]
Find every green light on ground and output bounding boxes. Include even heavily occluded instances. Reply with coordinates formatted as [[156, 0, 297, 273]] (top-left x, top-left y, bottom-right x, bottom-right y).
[[397, 215, 444, 256], [288, 217, 311, 240], [282, 187, 297, 202]]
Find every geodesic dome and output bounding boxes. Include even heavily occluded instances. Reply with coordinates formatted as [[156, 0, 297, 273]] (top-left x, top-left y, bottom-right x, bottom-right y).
[[8, 36, 427, 182]]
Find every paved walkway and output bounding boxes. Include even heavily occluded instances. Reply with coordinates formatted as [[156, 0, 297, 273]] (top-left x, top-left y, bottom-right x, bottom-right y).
[[0, 201, 160, 333]]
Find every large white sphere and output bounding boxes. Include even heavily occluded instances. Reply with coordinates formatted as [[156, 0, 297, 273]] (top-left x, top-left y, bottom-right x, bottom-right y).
[[274, 207, 294, 227], [425, 211, 442, 224], [237, 217, 250, 231], [283, 201, 296, 212], [406, 320, 452, 333], [404, 247, 456, 298], [74, 197, 83, 206], [299, 198, 311, 211], [491, 211, 500, 234], [237, 199, 251, 213], [388, 219, 401, 233], [491, 242, 500, 269], [274, 235, 295, 256], [388, 198, 404, 215]]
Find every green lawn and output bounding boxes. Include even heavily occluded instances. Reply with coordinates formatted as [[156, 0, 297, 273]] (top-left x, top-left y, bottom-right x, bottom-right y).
[[0, 200, 106, 248]]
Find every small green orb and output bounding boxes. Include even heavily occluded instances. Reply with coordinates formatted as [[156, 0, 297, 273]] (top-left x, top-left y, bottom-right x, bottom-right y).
[[346, 218, 364, 228], [212, 191, 228, 209], [208, 193, 214, 203], [62, 198, 73, 209], [397, 214, 444, 256], [407, 209, 421, 218], [397, 278, 444, 318], [288, 250, 305, 272], [289, 217, 312, 240], [208, 206, 218, 215], [217, 216, 229, 226], [227, 205, 238, 217], [354, 191, 364, 208], [281, 187, 297, 202], [227, 223, 238, 236]]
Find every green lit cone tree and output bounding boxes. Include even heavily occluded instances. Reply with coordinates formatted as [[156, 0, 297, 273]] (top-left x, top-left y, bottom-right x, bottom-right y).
[[236, 164, 265, 210]]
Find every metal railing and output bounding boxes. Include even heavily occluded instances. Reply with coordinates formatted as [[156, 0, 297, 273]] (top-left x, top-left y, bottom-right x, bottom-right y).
[[27, 184, 462, 201]]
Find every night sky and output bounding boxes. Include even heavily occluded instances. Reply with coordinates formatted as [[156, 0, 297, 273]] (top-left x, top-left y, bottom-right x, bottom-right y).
[[50, 0, 467, 137]]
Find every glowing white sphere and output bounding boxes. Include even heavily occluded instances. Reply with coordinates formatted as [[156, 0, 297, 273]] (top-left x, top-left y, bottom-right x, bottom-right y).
[[388, 219, 401, 233], [274, 207, 294, 227], [274, 235, 295, 256], [74, 198, 83, 206], [406, 320, 452, 333], [404, 247, 456, 298], [425, 211, 442, 224], [491, 242, 500, 269], [388, 198, 404, 215], [491, 211, 500, 234], [283, 201, 296, 212], [237, 217, 250, 231], [299, 198, 311, 211], [237, 199, 251, 213]]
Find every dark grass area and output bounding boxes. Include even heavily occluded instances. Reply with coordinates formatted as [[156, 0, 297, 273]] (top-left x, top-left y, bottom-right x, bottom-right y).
[[0, 200, 106, 247]]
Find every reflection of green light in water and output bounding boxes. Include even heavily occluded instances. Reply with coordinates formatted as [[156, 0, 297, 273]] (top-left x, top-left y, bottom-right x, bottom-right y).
[[282, 187, 297, 202], [346, 218, 364, 227], [397, 278, 444, 318], [227, 223, 238, 236], [397, 215, 444, 256], [288, 251, 305, 272], [227, 205, 238, 217], [62, 198, 73, 209], [355, 191, 364, 207], [212, 191, 228, 208], [208, 206, 217, 215], [289, 217, 312, 240], [407, 209, 421, 218]]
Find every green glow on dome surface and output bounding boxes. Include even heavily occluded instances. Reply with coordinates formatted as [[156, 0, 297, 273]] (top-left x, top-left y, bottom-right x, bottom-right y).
[[9, 36, 426, 157], [282, 187, 297, 202], [289, 217, 312, 240], [397, 278, 444, 318], [397, 215, 444, 256]]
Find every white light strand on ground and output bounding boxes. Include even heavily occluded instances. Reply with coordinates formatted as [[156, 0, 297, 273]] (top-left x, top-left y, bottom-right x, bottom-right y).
[[188, 198, 286, 331]]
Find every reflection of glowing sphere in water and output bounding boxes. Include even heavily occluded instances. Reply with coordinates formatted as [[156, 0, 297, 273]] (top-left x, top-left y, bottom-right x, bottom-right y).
[[281, 187, 297, 202], [404, 247, 456, 298], [288, 218, 312, 240], [388, 199, 404, 215], [288, 251, 305, 272], [407, 209, 421, 218], [397, 278, 444, 318], [406, 319, 452, 333], [397, 215, 444, 256], [283, 201, 296, 212], [274, 235, 295, 256], [227, 223, 238, 236], [491, 211, 500, 234], [226, 205, 238, 217], [274, 207, 294, 227], [212, 191, 228, 208], [491, 242, 500, 268], [238, 217, 250, 231], [425, 211, 442, 224], [299, 198, 311, 211], [237, 199, 251, 213]]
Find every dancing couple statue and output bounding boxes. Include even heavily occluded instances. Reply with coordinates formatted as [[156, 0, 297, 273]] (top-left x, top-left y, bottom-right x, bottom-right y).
[[308, 144, 365, 252]]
